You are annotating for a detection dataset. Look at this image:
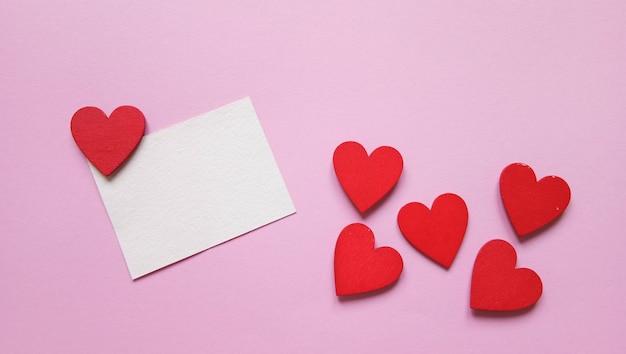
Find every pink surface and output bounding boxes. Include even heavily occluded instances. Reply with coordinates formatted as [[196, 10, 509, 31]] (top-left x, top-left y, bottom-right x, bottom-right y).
[[1, 1, 625, 352]]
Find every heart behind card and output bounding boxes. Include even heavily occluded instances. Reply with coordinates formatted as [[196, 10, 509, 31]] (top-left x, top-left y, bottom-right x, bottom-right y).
[[71, 106, 146, 176]]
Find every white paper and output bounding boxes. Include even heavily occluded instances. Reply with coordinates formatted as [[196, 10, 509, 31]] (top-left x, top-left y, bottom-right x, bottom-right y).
[[90, 98, 296, 279]]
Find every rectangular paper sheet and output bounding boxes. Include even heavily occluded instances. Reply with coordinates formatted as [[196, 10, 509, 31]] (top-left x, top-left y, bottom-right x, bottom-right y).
[[90, 98, 296, 279]]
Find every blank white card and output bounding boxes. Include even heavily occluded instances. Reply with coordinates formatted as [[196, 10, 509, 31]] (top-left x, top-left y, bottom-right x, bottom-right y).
[[91, 98, 296, 279]]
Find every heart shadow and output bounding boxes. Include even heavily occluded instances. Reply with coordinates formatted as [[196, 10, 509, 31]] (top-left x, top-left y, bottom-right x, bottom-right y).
[[471, 303, 537, 318], [336, 278, 400, 302]]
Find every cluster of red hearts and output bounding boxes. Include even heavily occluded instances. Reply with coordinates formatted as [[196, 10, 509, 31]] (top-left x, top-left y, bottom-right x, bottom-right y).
[[332, 141, 571, 312]]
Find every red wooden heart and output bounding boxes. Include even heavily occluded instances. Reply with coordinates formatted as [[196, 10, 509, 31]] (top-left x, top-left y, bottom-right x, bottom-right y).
[[470, 239, 542, 311], [71, 106, 146, 176], [500, 163, 571, 237], [333, 141, 403, 213], [397, 193, 468, 268], [334, 223, 403, 296]]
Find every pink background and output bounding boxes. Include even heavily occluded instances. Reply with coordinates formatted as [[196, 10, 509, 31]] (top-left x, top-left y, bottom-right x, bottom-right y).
[[1, 1, 625, 352]]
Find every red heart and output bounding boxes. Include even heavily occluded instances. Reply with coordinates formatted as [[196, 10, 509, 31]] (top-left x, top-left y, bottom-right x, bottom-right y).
[[470, 239, 542, 311], [334, 223, 403, 296], [71, 106, 146, 176], [397, 193, 468, 268], [333, 141, 403, 213], [500, 163, 571, 237]]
